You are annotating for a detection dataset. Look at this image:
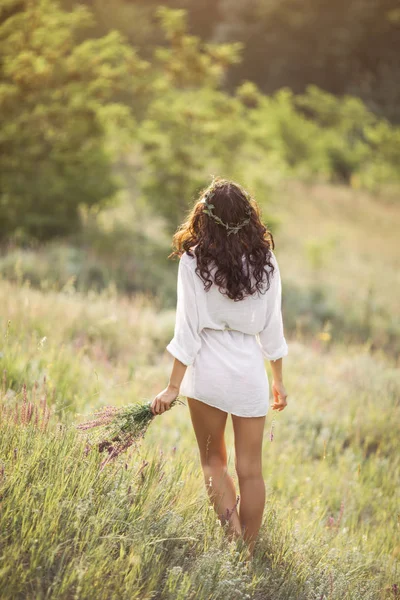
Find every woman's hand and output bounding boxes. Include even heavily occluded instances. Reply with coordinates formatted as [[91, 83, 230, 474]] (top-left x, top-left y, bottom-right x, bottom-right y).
[[151, 385, 179, 416], [271, 380, 288, 411]]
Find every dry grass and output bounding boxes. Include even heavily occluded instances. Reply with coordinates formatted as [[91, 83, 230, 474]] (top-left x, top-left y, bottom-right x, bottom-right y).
[[274, 181, 400, 314]]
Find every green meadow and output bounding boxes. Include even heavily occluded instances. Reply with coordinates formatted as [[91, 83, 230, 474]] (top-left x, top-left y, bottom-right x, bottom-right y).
[[1, 184, 399, 600]]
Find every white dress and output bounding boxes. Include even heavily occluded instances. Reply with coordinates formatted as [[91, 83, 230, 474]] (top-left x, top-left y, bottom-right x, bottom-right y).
[[166, 249, 288, 417]]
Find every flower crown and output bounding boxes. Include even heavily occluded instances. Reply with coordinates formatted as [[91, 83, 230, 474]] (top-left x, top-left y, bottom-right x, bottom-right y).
[[201, 189, 252, 236]]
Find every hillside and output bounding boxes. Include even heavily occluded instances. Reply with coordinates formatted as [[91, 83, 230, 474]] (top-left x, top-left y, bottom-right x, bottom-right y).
[[276, 182, 400, 313]]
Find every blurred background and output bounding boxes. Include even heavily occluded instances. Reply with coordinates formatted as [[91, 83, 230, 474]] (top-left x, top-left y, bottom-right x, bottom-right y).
[[1, 0, 399, 350]]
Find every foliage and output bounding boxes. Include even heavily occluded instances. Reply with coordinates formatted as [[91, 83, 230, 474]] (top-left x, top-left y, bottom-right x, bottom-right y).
[[295, 86, 400, 187], [68, 0, 400, 123], [236, 84, 400, 188], [0, 0, 146, 240], [137, 8, 247, 232], [136, 9, 400, 236], [1, 2, 399, 246]]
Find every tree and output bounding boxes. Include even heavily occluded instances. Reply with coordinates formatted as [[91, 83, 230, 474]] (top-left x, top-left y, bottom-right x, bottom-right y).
[[137, 7, 249, 232], [0, 0, 147, 240]]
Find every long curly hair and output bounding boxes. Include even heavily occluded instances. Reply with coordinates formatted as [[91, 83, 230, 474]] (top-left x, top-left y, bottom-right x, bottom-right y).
[[169, 177, 276, 301]]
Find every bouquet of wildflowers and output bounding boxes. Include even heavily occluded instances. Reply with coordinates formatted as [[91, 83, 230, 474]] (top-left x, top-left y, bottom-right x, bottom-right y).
[[76, 397, 184, 468]]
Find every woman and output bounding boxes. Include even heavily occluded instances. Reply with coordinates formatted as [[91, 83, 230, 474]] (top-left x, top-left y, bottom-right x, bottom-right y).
[[151, 176, 289, 555]]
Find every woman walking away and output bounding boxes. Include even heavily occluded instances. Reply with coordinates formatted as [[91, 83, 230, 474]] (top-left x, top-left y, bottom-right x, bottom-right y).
[[151, 176, 289, 557]]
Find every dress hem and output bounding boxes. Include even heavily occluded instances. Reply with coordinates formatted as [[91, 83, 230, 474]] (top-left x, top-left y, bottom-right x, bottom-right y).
[[183, 394, 268, 418]]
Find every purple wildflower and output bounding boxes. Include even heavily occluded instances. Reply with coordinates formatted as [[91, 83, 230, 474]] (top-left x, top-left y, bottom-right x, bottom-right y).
[[270, 419, 275, 442], [77, 399, 184, 468]]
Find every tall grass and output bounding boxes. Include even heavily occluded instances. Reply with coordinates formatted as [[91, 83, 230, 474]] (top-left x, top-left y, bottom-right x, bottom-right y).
[[0, 277, 399, 598]]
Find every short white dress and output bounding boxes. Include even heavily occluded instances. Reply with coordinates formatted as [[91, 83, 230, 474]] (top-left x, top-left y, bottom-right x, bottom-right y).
[[166, 249, 288, 417]]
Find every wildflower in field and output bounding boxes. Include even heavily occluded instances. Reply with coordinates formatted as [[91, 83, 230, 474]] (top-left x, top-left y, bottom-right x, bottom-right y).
[[220, 495, 240, 525], [327, 516, 335, 528], [326, 500, 345, 530], [270, 418, 275, 441], [76, 398, 184, 468], [0, 373, 51, 432]]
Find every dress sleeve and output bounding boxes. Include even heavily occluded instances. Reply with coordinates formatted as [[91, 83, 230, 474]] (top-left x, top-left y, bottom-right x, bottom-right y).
[[257, 252, 289, 362], [166, 257, 202, 366]]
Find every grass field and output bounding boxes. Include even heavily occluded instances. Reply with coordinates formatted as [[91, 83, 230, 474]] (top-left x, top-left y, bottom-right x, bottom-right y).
[[0, 184, 399, 599], [277, 182, 400, 313]]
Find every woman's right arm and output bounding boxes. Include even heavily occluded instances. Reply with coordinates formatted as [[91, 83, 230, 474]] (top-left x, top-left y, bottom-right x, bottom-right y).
[[269, 358, 288, 411], [256, 251, 289, 410]]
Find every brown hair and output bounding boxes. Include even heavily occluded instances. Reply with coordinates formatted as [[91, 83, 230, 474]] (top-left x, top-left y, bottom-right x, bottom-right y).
[[169, 177, 276, 301]]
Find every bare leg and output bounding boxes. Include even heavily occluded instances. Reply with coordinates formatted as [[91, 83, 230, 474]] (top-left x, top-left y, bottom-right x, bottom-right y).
[[187, 397, 241, 538], [231, 414, 266, 555]]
